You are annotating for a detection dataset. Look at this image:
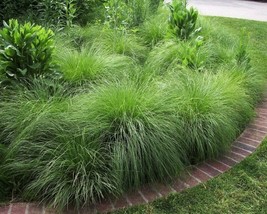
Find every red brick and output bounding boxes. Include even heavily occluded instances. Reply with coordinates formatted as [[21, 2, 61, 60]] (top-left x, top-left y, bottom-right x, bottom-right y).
[[236, 136, 260, 147], [126, 191, 146, 206], [206, 160, 230, 173], [241, 128, 266, 142], [182, 173, 200, 187], [171, 179, 187, 192], [152, 183, 172, 197], [231, 145, 251, 157], [217, 156, 237, 167], [258, 113, 267, 119], [253, 117, 267, 126], [257, 102, 267, 108], [232, 141, 256, 152], [0, 204, 10, 214], [257, 107, 267, 115], [249, 123, 267, 133], [190, 166, 211, 182], [224, 151, 245, 162], [139, 185, 159, 202], [28, 203, 43, 214], [196, 163, 221, 177], [10, 203, 27, 214], [113, 196, 129, 209]]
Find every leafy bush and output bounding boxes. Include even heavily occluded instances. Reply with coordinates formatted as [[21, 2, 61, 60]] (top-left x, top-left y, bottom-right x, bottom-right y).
[[104, 0, 132, 30], [0, 19, 55, 82], [145, 39, 206, 74], [36, 0, 77, 28], [0, 0, 105, 28], [125, 0, 151, 27], [0, 0, 37, 24], [168, 0, 200, 40], [104, 0, 152, 29]]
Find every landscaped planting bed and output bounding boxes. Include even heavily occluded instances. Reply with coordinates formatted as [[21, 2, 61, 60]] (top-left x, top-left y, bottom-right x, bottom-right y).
[[0, 0, 266, 212]]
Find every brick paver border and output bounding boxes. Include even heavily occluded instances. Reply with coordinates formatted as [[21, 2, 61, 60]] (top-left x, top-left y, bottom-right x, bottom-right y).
[[1, 99, 267, 214]]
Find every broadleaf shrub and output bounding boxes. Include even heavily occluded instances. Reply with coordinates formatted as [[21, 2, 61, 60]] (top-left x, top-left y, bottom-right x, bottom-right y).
[[0, 19, 55, 81], [0, 0, 105, 28], [168, 0, 200, 40]]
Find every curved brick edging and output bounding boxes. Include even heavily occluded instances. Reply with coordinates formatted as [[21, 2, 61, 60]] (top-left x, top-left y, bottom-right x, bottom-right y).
[[1, 99, 267, 214]]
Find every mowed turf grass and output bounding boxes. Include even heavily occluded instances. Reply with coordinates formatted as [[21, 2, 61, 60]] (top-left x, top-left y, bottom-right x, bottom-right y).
[[112, 17, 267, 214]]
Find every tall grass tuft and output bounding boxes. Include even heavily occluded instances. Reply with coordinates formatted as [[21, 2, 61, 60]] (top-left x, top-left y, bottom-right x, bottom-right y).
[[166, 70, 254, 162], [70, 80, 186, 190], [139, 7, 169, 47], [0, 144, 11, 201], [0, 79, 117, 209], [55, 45, 134, 83], [93, 29, 148, 63]]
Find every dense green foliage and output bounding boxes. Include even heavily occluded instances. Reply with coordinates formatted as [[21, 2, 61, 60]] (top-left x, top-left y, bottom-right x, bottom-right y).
[[114, 138, 267, 214], [0, 19, 55, 82], [0, 0, 105, 27], [0, 0, 266, 212], [111, 16, 267, 214], [168, 0, 200, 40]]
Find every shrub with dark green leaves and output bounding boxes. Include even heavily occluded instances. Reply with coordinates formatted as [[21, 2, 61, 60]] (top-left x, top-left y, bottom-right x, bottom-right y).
[[0, 0, 105, 28], [0, 19, 55, 81], [168, 0, 200, 40], [0, 0, 37, 24]]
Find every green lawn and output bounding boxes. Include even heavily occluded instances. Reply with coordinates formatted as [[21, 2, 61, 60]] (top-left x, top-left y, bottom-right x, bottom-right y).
[[112, 17, 267, 214], [215, 18, 267, 76]]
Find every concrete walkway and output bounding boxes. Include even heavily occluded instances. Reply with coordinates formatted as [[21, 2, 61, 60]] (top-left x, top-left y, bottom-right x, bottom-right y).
[[188, 0, 267, 22]]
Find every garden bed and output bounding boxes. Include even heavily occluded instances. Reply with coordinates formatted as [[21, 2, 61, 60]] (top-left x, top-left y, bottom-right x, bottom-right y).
[[0, 0, 266, 212]]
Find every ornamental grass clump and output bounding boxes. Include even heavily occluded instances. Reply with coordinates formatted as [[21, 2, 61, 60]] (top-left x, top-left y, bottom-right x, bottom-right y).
[[0, 80, 117, 209], [166, 70, 254, 162], [55, 45, 134, 83], [71, 80, 186, 190], [0, 144, 10, 201], [140, 8, 169, 47], [93, 29, 148, 63]]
